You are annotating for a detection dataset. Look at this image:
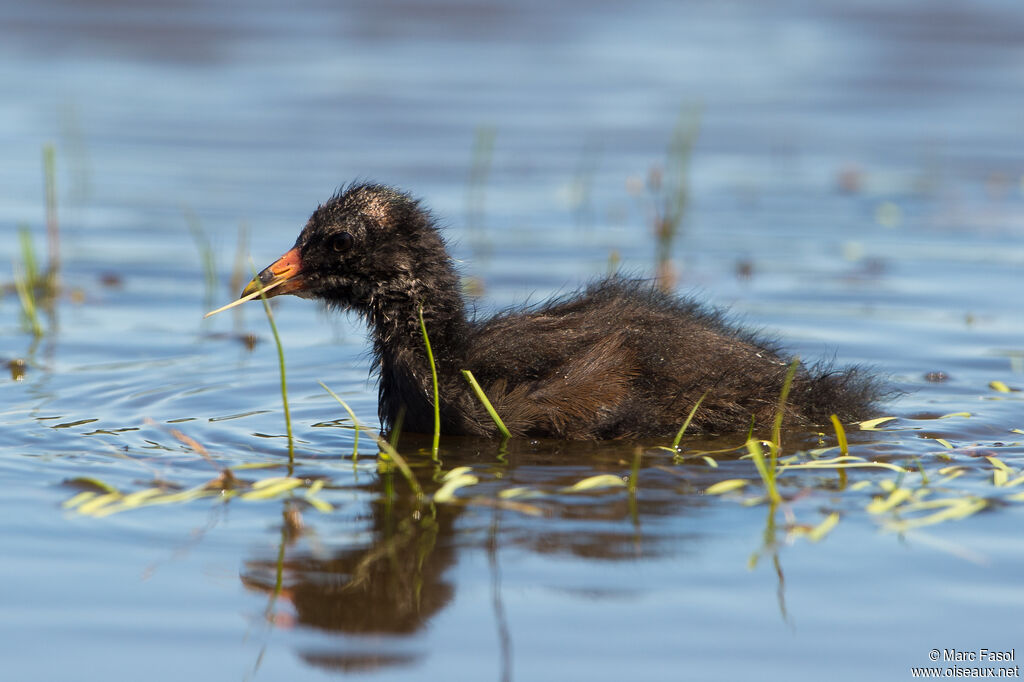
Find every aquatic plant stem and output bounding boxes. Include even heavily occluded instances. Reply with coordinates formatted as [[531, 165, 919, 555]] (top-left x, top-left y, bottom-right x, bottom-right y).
[[319, 381, 359, 462], [320, 385, 423, 498], [12, 263, 43, 338], [830, 414, 849, 489], [419, 307, 441, 458], [252, 263, 294, 461], [830, 414, 849, 456], [770, 357, 801, 470], [461, 370, 511, 440], [671, 391, 707, 449], [747, 438, 782, 506]]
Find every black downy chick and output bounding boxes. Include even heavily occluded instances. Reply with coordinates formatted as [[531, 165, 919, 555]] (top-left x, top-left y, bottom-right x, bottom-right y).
[[225, 183, 881, 440]]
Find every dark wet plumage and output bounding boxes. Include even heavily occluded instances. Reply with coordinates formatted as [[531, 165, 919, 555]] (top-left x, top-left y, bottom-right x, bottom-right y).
[[243, 183, 882, 440]]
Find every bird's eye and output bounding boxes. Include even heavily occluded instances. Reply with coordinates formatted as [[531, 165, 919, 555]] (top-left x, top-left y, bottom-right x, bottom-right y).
[[330, 232, 354, 253]]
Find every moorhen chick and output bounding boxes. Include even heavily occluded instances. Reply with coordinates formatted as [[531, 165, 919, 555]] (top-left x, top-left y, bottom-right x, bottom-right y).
[[214, 183, 880, 440]]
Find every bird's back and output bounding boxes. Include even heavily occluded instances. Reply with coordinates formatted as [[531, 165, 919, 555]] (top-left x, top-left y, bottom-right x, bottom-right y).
[[452, 277, 878, 438]]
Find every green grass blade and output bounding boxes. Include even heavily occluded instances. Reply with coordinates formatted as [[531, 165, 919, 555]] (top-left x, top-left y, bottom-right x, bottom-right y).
[[12, 262, 43, 337], [829, 414, 848, 456], [418, 307, 441, 458], [321, 383, 423, 498], [671, 391, 707, 448], [747, 439, 781, 505], [461, 369, 511, 439], [770, 357, 801, 468], [830, 414, 849, 488], [18, 226, 39, 288], [319, 381, 359, 462], [251, 263, 294, 461]]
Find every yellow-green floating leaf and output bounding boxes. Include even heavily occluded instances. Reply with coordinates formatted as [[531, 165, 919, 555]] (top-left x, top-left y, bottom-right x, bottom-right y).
[[250, 476, 301, 490], [808, 512, 840, 542], [562, 475, 627, 493], [240, 478, 303, 500], [498, 486, 541, 500], [986, 456, 1012, 473], [705, 479, 747, 495], [119, 488, 165, 508], [859, 416, 897, 431], [867, 488, 913, 514], [884, 497, 986, 532], [779, 460, 907, 473], [62, 491, 97, 509], [77, 493, 122, 516], [304, 496, 334, 513], [442, 466, 474, 480], [433, 473, 479, 503], [232, 461, 287, 470]]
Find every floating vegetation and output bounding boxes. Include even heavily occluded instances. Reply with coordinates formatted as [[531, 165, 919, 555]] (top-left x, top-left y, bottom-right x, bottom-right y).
[[433, 467, 479, 503], [706, 479, 748, 495], [562, 474, 627, 493], [57, 377, 1024, 569], [989, 380, 1013, 393], [63, 472, 334, 518]]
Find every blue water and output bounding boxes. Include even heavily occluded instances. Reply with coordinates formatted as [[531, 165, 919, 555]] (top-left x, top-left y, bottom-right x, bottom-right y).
[[2, 1, 1024, 680]]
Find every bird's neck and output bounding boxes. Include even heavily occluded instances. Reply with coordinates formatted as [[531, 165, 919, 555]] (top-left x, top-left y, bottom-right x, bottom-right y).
[[368, 273, 469, 431]]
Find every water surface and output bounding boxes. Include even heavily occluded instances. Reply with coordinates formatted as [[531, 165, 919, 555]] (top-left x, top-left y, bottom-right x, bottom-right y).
[[2, 1, 1024, 680]]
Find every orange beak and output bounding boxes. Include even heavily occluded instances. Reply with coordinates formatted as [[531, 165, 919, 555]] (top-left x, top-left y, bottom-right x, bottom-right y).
[[203, 247, 307, 318], [240, 247, 306, 300]]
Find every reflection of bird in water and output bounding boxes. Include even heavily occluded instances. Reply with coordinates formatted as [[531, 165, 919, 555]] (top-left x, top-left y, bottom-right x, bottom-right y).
[[242, 498, 456, 637], [239, 440, 740, 674], [218, 183, 881, 439]]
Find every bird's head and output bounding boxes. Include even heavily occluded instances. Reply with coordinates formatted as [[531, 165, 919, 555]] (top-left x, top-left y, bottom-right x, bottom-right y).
[[208, 184, 450, 318]]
